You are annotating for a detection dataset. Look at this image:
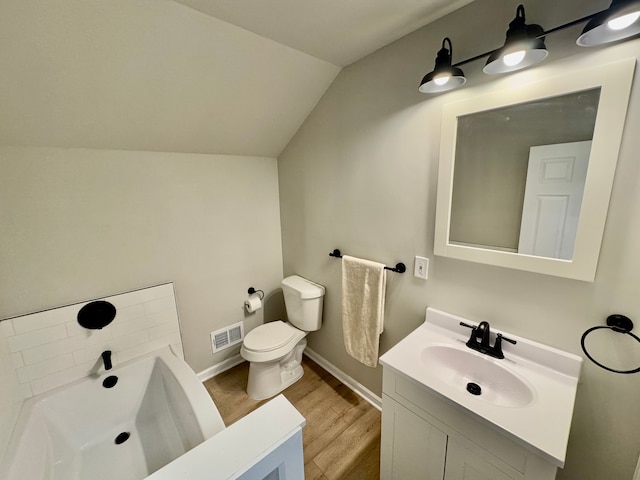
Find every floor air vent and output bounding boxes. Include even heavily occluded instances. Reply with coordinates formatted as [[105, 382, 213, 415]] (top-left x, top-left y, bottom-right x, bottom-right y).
[[211, 322, 244, 353]]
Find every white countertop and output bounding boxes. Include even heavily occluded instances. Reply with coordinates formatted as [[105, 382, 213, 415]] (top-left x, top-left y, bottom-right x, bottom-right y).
[[380, 307, 582, 467]]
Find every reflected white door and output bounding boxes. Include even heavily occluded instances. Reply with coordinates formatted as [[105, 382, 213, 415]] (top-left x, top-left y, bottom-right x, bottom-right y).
[[518, 141, 591, 260]]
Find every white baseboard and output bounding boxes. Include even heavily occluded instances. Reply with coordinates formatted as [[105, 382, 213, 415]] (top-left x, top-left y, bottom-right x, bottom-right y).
[[197, 354, 245, 382], [303, 347, 382, 411], [197, 349, 383, 412]]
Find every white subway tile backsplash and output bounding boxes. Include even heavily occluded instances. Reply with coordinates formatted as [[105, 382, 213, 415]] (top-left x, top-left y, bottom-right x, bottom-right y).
[[148, 321, 180, 341], [1, 283, 182, 397], [108, 310, 174, 338], [12, 307, 74, 335], [65, 320, 90, 338], [29, 360, 96, 396], [72, 342, 115, 367], [117, 333, 182, 364], [65, 317, 117, 339], [143, 296, 176, 315], [152, 309, 178, 324], [19, 383, 33, 399], [117, 304, 145, 322], [22, 330, 107, 366], [110, 330, 150, 353], [7, 324, 68, 353], [16, 354, 75, 383], [22, 342, 65, 366], [10, 353, 24, 369]]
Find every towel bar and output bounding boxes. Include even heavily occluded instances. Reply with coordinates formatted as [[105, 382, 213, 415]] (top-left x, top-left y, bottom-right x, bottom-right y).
[[329, 249, 406, 273]]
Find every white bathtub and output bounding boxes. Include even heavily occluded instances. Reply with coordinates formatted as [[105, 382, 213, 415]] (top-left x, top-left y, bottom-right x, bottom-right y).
[[0, 347, 226, 480]]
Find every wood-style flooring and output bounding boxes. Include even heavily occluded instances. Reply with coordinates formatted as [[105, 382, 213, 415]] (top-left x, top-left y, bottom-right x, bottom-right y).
[[203, 356, 381, 480]]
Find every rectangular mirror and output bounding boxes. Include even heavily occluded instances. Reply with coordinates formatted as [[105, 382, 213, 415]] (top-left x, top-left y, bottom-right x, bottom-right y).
[[434, 58, 635, 281]]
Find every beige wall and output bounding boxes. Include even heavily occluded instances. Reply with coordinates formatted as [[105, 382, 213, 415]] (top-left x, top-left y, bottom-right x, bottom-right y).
[[278, 1, 640, 478], [0, 146, 283, 373]]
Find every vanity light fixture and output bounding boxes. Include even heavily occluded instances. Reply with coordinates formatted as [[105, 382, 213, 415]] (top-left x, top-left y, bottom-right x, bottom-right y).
[[576, 0, 640, 46], [483, 5, 548, 75], [419, 37, 466, 93], [419, 1, 640, 94]]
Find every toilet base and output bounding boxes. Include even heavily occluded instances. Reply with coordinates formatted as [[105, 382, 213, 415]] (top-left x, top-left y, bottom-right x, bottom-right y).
[[246, 339, 306, 400]]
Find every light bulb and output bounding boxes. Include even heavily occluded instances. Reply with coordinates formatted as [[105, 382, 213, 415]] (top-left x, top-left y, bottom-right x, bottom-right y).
[[607, 11, 640, 30], [503, 50, 525, 67], [434, 75, 450, 86]]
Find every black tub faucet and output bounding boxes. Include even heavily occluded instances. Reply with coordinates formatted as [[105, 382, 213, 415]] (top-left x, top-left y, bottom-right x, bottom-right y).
[[460, 321, 516, 359], [101, 350, 113, 370]]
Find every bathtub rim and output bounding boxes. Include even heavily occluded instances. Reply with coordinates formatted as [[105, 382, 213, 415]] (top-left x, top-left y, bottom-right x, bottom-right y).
[[0, 345, 225, 478]]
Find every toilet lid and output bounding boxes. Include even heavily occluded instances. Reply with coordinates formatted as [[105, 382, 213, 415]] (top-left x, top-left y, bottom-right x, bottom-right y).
[[243, 321, 299, 352]]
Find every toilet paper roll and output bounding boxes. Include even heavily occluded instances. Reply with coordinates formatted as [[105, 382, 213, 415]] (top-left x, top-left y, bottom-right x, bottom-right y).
[[244, 295, 263, 313]]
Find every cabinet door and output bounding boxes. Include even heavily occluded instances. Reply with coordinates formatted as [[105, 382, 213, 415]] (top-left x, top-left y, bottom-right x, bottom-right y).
[[381, 396, 447, 480], [444, 437, 518, 480]]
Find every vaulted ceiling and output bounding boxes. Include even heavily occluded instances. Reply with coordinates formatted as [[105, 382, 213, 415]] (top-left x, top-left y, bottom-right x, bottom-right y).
[[0, 0, 473, 157], [174, 0, 474, 67]]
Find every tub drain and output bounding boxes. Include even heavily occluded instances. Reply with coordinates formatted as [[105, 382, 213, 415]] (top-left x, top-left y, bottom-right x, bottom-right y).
[[115, 432, 130, 445]]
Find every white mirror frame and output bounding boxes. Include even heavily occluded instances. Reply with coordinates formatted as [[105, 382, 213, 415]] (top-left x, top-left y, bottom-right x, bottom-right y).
[[434, 58, 636, 282]]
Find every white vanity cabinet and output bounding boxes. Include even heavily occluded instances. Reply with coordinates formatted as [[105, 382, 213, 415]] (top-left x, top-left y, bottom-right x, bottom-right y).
[[381, 368, 559, 480], [381, 394, 447, 479]]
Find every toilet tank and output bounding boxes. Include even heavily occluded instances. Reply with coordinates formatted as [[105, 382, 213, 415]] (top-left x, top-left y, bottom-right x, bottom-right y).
[[281, 275, 325, 332]]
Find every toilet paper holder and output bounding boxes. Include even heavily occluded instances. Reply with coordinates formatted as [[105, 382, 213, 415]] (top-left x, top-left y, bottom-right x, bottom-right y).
[[245, 287, 264, 314], [247, 287, 264, 300]]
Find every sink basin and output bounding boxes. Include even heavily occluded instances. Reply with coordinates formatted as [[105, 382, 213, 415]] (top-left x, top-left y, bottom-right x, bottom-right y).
[[421, 345, 535, 407], [379, 307, 583, 467]]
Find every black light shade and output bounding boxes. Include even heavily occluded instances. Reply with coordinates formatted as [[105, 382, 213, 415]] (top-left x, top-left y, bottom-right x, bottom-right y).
[[483, 5, 548, 75], [577, 0, 640, 46], [419, 37, 466, 93]]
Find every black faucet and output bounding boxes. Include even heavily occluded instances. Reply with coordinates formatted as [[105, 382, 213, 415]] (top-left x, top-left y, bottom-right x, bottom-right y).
[[101, 350, 113, 370], [460, 322, 516, 359], [474, 321, 491, 347]]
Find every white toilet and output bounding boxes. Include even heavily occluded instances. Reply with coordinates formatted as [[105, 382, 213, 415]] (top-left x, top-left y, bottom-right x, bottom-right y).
[[240, 275, 325, 400]]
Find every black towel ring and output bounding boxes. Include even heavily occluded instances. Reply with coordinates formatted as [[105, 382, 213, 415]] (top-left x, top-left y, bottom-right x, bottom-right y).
[[580, 314, 640, 374]]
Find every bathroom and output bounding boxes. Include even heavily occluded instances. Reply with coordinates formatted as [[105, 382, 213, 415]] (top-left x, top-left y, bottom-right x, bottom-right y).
[[1, 0, 640, 479]]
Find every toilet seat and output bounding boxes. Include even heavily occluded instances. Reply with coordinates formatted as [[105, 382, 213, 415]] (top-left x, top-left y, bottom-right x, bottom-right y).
[[241, 321, 306, 362], [244, 321, 299, 352]]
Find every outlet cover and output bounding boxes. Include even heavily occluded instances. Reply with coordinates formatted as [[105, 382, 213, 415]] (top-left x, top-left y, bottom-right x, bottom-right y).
[[414, 256, 429, 280]]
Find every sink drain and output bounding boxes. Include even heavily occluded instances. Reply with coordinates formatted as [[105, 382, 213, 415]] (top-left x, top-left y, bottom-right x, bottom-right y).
[[466, 382, 482, 396], [115, 432, 130, 445]]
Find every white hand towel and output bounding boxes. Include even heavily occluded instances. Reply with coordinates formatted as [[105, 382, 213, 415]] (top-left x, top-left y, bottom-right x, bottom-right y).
[[341, 255, 387, 367]]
